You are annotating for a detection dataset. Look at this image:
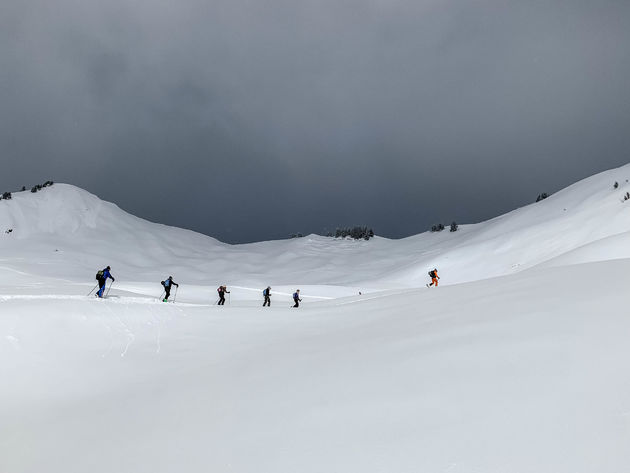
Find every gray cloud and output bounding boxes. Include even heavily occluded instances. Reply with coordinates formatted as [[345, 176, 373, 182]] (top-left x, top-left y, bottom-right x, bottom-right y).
[[2, 0, 630, 242]]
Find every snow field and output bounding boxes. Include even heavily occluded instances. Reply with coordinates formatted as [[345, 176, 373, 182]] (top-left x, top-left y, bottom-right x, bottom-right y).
[[1, 260, 629, 472], [1, 164, 630, 472]]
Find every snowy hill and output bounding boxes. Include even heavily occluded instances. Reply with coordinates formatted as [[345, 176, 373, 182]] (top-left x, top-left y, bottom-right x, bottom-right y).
[[1, 166, 630, 473], [1, 165, 630, 291]]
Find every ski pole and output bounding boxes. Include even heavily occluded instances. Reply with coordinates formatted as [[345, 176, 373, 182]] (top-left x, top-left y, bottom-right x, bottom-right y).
[[87, 283, 99, 296], [173, 286, 178, 303], [159, 290, 165, 300], [105, 280, 114, 298]]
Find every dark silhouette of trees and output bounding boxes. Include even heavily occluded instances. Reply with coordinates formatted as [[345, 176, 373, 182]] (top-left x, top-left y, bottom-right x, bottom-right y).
[[333, 226, 375, 240]]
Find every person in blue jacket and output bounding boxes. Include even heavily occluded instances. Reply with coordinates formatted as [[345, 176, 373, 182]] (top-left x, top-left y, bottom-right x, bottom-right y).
[[96, 266, 114, 298]]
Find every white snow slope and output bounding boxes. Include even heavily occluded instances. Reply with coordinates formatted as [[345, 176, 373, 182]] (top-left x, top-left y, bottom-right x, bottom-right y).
[[1, 165, 630, 473]]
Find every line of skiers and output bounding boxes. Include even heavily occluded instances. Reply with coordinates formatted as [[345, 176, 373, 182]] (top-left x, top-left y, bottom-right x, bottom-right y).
[[93, 266, 441, 303], [93, 266, 306, 307], [262, 287, 301, 307]]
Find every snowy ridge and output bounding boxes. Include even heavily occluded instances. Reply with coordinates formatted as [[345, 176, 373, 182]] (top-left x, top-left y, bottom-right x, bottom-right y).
[[2, 165, 630, 290]]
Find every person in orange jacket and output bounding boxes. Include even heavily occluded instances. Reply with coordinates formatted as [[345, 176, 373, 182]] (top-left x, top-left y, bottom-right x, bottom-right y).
[[427, 268, 440, 287]]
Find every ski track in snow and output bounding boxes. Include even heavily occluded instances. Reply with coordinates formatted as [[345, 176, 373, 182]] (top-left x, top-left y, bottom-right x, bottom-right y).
[[155, 315, 162, 354], [0, 265, 33, 277], [0, 293, 208, 307], [229, 285, 335, 299], [147, 311, 166, 354], [332, 290, 413, 306], [103, 304, 135, 358], [100, 320, 115, 358]]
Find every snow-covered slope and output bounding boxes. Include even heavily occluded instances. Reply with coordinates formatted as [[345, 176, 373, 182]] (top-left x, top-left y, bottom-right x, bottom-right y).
[[2, 260, 629, 473], [1, 165, 630, 473], [1, 164, 630, 292]]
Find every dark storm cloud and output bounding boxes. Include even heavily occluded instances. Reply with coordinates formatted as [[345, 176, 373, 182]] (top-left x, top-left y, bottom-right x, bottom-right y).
[[2, 0, 630, 242]]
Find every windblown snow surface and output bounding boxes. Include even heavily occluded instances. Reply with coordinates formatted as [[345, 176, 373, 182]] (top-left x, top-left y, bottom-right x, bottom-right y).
[[1, 165, 630, 473]]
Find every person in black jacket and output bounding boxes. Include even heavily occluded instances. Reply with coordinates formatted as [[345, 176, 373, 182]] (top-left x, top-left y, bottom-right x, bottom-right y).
[[263, 286, 271, 307], [292, 289, 302, 308], [217, 285, 230, 305], [161, 276, 179, 302]]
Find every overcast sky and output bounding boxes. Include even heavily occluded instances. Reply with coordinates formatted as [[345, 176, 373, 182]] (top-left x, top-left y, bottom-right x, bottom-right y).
[[2, 0, 629, 243]]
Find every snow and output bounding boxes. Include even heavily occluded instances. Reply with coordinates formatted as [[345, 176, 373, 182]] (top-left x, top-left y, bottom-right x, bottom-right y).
[[1, 165, 630, 472]]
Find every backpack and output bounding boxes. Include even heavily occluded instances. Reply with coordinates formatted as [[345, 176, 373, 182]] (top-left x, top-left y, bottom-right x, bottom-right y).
[[428, 270, 435, 278], [96, 270, 104, 281], [263, 289, 267, 296], [293, 292, 298, 299]]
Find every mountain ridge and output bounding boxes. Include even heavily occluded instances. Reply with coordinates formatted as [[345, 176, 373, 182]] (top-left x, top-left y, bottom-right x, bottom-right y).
[[1, 164, 629, 289]]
